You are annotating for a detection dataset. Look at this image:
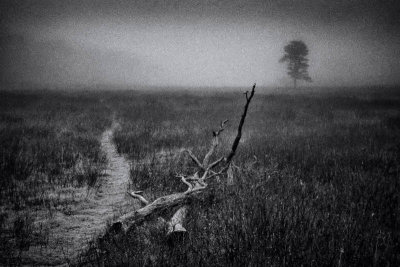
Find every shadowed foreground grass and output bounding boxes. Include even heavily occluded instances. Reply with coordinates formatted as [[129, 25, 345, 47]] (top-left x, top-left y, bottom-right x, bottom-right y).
[[80, 86, 400, 266]]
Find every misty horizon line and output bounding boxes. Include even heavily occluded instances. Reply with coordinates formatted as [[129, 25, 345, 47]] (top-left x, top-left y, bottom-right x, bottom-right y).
[[1, 82, 399, 93]]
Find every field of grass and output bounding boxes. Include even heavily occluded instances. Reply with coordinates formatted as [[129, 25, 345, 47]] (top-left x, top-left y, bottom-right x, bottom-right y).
[[1, 86, 399, 266], [81, 86, 399, 266], [0, 90, 112, 264]]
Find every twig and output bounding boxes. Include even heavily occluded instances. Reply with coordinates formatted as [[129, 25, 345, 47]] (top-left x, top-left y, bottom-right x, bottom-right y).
[[127, 191, 149, 205], [185, 150, 204, 169], [203, 119, 228, 167]]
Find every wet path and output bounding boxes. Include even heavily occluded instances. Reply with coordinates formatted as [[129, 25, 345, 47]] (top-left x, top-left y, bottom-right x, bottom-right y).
[[21, 119, 135, 266]]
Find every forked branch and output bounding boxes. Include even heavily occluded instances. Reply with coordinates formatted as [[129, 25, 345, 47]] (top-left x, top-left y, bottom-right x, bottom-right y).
[[115, 84, 256, 234]]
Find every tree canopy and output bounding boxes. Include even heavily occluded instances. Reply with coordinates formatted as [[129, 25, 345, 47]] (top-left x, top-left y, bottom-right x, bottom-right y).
[[279, 40, 312, 88]]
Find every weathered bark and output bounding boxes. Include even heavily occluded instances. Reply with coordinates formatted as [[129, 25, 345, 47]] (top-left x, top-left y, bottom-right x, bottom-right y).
[[128, 191, 149, 205], [116, 189, 203, 232], [113, 84, 256, 235], [167, 206, 189, 235]]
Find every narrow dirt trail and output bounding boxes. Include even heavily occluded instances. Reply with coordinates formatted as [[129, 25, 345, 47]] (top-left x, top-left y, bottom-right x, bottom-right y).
[[21, 119, 135, 266]]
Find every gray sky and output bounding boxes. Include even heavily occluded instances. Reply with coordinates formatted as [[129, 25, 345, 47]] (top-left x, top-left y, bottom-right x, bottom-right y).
[[1, 0, 399, 88]]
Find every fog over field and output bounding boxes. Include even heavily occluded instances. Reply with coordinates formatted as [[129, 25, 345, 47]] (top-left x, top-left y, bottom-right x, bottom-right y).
[[1, 0, 399, 89], [1, 1, 400, 266]]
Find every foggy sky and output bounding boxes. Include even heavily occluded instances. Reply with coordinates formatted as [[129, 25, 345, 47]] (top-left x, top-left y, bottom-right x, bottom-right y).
[[1, 0, 399, 89]]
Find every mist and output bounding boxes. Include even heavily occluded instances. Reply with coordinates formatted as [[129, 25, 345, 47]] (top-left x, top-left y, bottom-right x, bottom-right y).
[[1, 0, 399, 89]]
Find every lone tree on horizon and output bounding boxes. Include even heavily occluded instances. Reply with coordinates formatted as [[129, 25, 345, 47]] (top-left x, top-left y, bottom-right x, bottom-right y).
[[279, 40, 312, 88]]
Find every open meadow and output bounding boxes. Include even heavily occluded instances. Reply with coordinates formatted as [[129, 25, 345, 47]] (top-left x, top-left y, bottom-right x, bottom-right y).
[[0, 86, 399, 266], [0, 90, 112, 264]]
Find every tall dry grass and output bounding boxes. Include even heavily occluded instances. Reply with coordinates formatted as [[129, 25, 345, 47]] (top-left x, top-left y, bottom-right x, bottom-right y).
[[82, 87, 400, 266], [0, 90, 112, 264]]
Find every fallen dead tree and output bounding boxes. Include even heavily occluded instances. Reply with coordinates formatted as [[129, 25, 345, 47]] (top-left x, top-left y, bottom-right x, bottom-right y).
[[112, 84, 256, 237]]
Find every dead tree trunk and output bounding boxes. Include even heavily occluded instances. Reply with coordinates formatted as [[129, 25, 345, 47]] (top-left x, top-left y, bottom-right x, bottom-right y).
[[114, 84, 256, 235]]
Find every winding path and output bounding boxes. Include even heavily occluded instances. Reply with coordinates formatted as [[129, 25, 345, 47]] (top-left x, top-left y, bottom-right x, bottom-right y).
[[22, 120, 135, 266]]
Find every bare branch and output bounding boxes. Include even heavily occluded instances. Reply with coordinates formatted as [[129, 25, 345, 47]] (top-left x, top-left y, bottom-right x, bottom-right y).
[[244, 91, 249, 100], [200, 169, 209, 181], [208, 156, 225, 170], [221, 119, 228, 128], [214, 119, 228, 136], [115, 189, 204, 232], [203, 119, 228, 168], [185, 149, 204, 169], [202, 138, 218, 168], [205, 167, 228, 180], [176, 174, 193, 192], [127, 191, 149, 206], [226, 83, 256, 164]]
